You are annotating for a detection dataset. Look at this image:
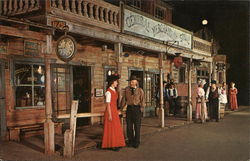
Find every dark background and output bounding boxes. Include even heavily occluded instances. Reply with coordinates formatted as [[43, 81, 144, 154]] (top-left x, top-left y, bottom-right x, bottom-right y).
[[168, 0, 249, 105]]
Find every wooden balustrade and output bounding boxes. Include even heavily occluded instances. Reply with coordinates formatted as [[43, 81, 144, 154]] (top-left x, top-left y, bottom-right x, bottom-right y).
[[193, 36, 212, 55], [50, 0, 120, 31], [0, 0, 40, 16]]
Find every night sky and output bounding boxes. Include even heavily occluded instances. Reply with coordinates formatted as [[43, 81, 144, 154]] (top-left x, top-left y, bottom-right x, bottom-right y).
[[167, 1, 249, 105]]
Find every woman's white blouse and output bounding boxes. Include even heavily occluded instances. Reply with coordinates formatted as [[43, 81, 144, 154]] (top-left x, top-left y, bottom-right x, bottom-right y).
[[105, 87, 116, 103], [197, 87, 205, 97]]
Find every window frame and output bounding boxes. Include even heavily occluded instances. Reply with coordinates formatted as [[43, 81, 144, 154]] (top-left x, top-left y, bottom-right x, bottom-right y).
[[126, 0, 142, 10], [179, 67, 186, 83], [14, 62, 45, 110], [196, 68, 209, 83], [154, 5, 166, 20]]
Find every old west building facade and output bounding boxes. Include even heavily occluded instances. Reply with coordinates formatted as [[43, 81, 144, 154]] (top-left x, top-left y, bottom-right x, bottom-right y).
[[0, 0, 226, 145]]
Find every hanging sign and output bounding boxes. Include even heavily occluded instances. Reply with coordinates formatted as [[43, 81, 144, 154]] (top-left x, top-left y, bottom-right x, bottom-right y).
[[24, 40, 40, 56], [173, 56, 183, 68], [56, 35, 77, 62]]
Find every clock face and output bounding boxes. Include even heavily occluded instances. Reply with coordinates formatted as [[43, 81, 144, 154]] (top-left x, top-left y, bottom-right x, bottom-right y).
[[56, 35, 77, 61]]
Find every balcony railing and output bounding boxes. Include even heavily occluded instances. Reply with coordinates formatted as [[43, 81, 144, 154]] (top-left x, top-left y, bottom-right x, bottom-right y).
[[50, 0, 121, 32], [0, 0, 40, 16], [193, 36, 212, 56]]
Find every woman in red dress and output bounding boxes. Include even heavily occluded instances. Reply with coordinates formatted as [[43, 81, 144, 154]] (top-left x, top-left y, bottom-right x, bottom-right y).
[[229, 82, 238, 110], [102, 74, 125, 151]]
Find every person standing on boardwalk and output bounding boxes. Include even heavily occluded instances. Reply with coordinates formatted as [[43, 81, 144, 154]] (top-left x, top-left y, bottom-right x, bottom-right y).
[[206, 80, 220, 122], [166, 82, 178, 116], [229, 82, 238, 111], [219, 82, 228, 105], [196, 79, 208, 123], [121, 75, 145, 148], [102, 74, 125, 151]]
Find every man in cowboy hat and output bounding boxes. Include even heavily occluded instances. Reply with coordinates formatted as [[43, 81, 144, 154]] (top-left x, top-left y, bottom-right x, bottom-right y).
[[121, 75, 145, 148], [206, 80, 220, 122], [166, 82, 178, 116]]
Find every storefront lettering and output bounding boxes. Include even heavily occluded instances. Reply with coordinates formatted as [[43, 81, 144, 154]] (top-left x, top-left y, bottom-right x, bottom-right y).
[[126, 15, 151, 32], [124, 9, 192, 49]]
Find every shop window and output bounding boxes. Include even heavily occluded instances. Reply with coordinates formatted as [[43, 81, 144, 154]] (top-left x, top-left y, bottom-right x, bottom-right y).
[[126, 0, 141, 10], [15, 64, 45, 109], [155, 7, 165, 20], [197, 69, 209, 82], [179, 67, 185, 83]]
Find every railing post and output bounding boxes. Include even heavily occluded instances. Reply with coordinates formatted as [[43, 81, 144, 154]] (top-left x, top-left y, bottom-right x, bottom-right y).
[[110, 11, 114, 24], [77, 0, 83, 15], [65, 0, 70, 12], [71, 0, 76, 13], [30, 0, 35, 8], [8, 0, 12, 14], [3, 0, 8, 15], [104, 8, 109, 23], [51, 0, 56, 8], [24, 0, 29, 11], [13, 0, 18, 13], [89, 3, 94, 18], [94, 5, 99, 20], [114, 12, 117, 25], [100, 7, 104, 21], [83, 1, 88, 17]]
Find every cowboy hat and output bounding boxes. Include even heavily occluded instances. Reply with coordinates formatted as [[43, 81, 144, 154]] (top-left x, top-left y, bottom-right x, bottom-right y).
[[107, 74, 120, 82], [211, 80, 217, 84], [127, 75, 140, 81]]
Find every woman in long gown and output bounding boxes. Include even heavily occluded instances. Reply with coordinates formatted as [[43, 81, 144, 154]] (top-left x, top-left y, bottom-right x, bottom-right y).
[[196, 80, 208, 123], [102, 75, 125, 151], [229, 82, 238, 111]]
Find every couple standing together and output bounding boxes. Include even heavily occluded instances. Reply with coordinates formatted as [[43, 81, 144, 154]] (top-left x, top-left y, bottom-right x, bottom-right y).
[[101, 75, 145, 151]]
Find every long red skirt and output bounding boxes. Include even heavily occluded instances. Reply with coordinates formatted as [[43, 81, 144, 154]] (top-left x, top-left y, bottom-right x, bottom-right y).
[[230, 94, 238, 110], [101, 110, 125, 148]]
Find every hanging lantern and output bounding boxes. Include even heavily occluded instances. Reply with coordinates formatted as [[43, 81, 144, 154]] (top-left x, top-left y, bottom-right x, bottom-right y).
[[173, 56, 183, 68]]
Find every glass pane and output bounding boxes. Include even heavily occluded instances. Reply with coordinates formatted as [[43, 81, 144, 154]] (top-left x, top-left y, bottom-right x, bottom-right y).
[[197, 70, 201, 76], [57, 73, 66, 91], [34, 65, 45, 85], [15, 64, 32, 85], [34, 86, 45, 106], [16, 86, 32, 107]]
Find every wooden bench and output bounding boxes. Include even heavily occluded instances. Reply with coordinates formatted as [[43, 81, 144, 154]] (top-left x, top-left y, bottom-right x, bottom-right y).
[[8, 122, 63, 142]]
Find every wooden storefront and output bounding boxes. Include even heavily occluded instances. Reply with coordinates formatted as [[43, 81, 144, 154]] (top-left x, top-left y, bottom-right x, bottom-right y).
[[0, 0, 218, 143]]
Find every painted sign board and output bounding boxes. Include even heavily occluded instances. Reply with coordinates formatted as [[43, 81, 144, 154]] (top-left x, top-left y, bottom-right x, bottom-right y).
[[124, 9, 192, 49]]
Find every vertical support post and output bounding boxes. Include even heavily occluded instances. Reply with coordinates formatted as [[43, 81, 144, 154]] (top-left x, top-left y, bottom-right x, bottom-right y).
[[209, 62, 212, 85], [115, 43, 123, 103], [64, 100, 79, 158], [114, 43, 125, 131], [187, 56, 193, 121], [159, 53, 165, 128], [44, 35, 55, 155]]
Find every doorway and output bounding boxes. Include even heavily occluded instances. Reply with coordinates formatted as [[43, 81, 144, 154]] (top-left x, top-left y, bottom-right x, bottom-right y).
[[0, 61, 6, 140], [73, 66, 91, 126], [144, 72, 159, 117]]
